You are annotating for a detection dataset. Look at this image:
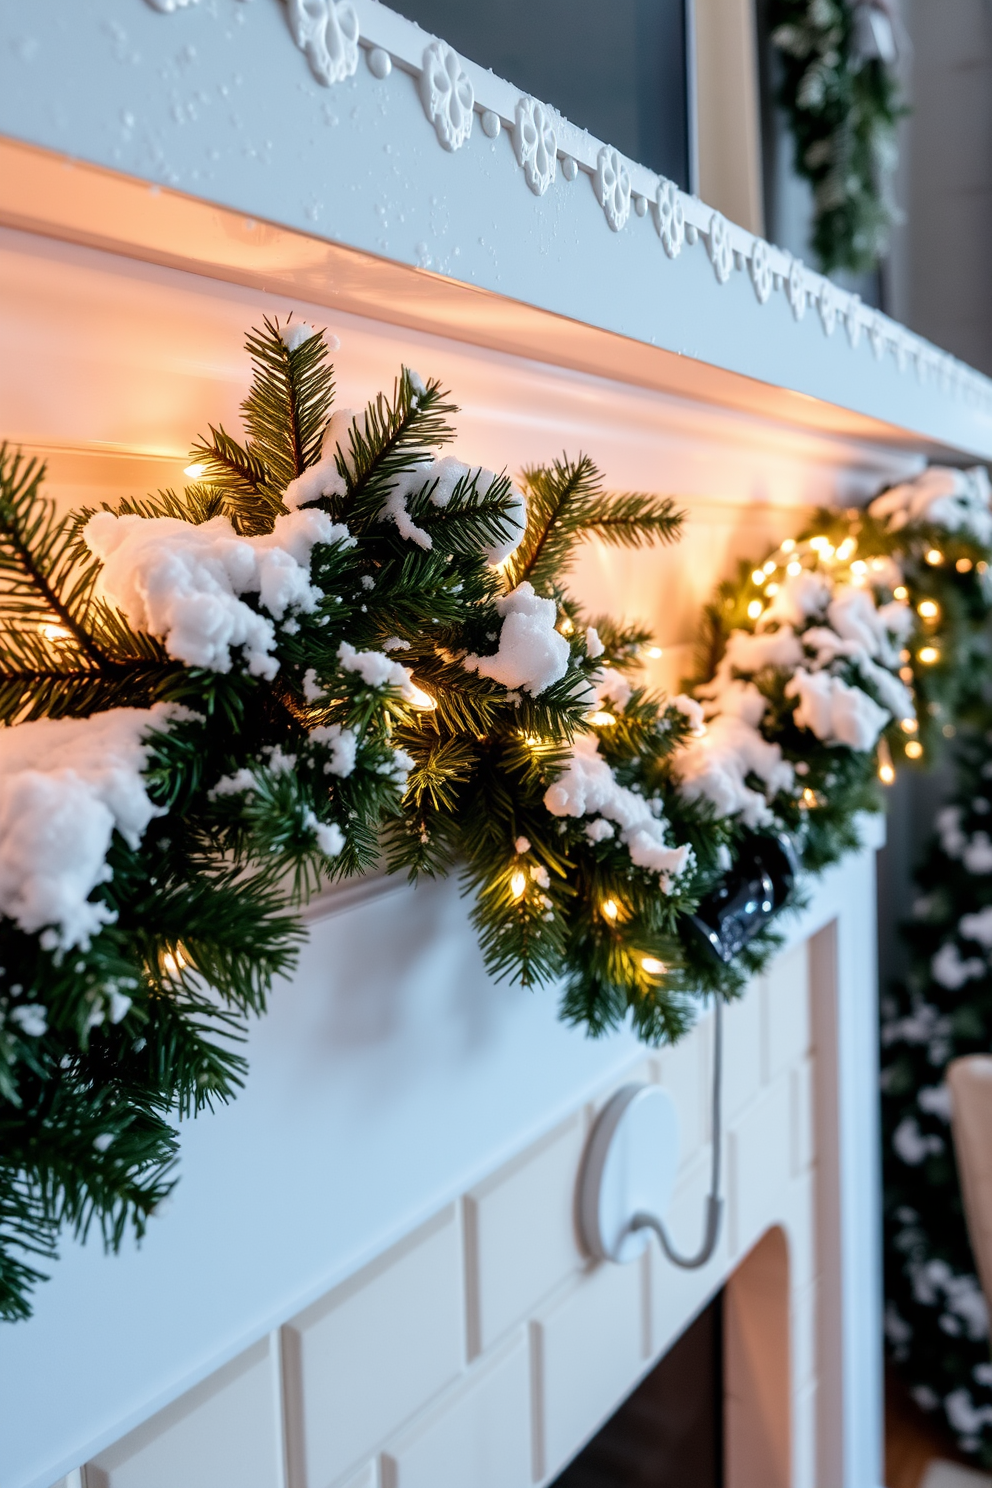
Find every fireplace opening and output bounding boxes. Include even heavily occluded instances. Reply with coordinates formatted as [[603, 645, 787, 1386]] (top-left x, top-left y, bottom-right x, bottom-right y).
[[550, 1291, 725, 1487]]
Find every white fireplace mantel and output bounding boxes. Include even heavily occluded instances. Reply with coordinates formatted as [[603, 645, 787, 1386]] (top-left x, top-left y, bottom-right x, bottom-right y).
[[0, 5, 990, 1488]]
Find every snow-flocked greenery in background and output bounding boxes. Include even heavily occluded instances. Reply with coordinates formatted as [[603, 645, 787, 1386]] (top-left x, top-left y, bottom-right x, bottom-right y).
[[883, 716, 992, 1468], [769, 0, 905, 274], [1, 316, 990, 1323]]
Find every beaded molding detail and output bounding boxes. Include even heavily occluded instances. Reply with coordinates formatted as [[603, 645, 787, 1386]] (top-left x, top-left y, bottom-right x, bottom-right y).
[[142, 0, 992, 414]]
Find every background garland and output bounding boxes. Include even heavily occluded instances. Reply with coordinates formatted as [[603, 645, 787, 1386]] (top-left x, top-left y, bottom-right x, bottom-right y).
[[1, 317, 989, 1322], [883, 717, 992, 1464], [769, 0, 905, 274]]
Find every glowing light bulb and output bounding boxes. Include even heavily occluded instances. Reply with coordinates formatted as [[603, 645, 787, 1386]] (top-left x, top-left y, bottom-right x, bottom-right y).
[[780, 538, 796, 553], [801, 787, 819, 808], [747, 599, 763, 620], [641, 957, 666, 975], [926, 549, 944, 566], [644, 646, 663, 660], [917, 600, 939, 619], [918, 646, 940, 665], [40, 623, 71, 641], [957, 558, 974, 573], [809, 535, 829, 551], [787, 561, 803, 577], [589, 710, 616, 727], [878, 737, 896, 786], [602, 899, 619, 921], [905, 739, 924, 760], [407, 682, 437, 710], [893, 586, 909, 601], [751, 569, 766, 586], [765, 583, 779, 596], [900, 717, 918, 733], [162, 946, 188, 976], [511, 872, 527, 900], [979, 561, 988, 574], [559, 617, 574, 635], [836, 537, 857, 561], [899, 666, 914, 682], [763, 559, 777, 574], [184, 463, 206, 480], [850, 559, 867, 575]]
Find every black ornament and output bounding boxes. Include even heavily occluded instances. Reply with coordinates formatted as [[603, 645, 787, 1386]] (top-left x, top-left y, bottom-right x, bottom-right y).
[[688, 833, 799, 964]]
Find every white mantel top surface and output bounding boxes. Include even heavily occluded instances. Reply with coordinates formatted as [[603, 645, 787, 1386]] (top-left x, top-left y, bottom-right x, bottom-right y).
[[0, 0, 990, 462]]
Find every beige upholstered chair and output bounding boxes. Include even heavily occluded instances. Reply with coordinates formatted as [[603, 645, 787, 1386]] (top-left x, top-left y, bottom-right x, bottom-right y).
[[947, 1056, 992, 1309]]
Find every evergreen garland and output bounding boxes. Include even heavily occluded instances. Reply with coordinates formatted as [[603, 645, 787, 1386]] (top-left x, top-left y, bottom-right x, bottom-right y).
[[769, 0, 904, 274], [883, 722, 992, 1464], [0, 316, 988, 1323]]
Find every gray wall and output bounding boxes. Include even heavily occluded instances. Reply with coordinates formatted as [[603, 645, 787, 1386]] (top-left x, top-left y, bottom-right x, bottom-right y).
[[889, 0, 992, 374]]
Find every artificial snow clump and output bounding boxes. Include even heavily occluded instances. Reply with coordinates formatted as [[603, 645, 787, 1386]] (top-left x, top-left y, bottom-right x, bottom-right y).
[[310, 722, 358, 777], [337, 641, 419, 701], [544, 735, 692, 888], [960, 906, 992, 947], [8, 1004, 48, 1037], [937, 808, 992, 872], [672, 683, 794, 827], [85, 510, 350, 679], [302, 808, 345, 858], [931, 942, 985, 990], [373, 455, 527, 564], [893, 1116, 944, 1166], [785, 668, 890, 750], [585, 627, 605, 659], [869, 466, 992, 546], [463, 582, 570, 696], [0, 705, 180, 949], [278, 320, 321, 352]]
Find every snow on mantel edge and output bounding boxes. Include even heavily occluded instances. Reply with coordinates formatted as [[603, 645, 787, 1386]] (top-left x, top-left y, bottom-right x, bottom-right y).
[[144, 0, 987, 421]]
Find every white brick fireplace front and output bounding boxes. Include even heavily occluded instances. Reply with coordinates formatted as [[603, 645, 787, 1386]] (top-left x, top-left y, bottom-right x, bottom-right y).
[[35, 827, 882, 1488]]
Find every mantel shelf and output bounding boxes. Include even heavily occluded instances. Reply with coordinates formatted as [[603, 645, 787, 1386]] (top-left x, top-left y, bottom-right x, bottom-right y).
[[0, 0, 990, 463]]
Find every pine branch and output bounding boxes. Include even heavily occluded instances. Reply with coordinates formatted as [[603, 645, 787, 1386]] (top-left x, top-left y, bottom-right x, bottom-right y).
[[104, 482, 229, 526], [242, 318, 335, 490], [333, 371, 459, 530], [186, 320, 336, 534], [0, 446, 113, 671], [506, 456, 684, 594]]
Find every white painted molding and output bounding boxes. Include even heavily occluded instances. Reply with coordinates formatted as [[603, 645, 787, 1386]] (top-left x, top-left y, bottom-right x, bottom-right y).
[[132, 0, 992, 418]]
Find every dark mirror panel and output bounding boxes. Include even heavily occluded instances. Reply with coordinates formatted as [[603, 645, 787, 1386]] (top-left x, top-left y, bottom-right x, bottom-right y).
[[550, 1291, 724, 1487], [392, 0, 692, 190]]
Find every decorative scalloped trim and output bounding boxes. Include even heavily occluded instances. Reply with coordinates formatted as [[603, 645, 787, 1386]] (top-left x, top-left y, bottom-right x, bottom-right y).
[[513, 97, 557, 198], [593, 146, 631, 233], [420, 39, 473, 152], [286, 0, 359, 87], [143, 0, 992, 416], [653, 178, 684, 259], [750, 238, 773, 305], [786, 258, 808, 322], [707, 212, 733, 285]]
